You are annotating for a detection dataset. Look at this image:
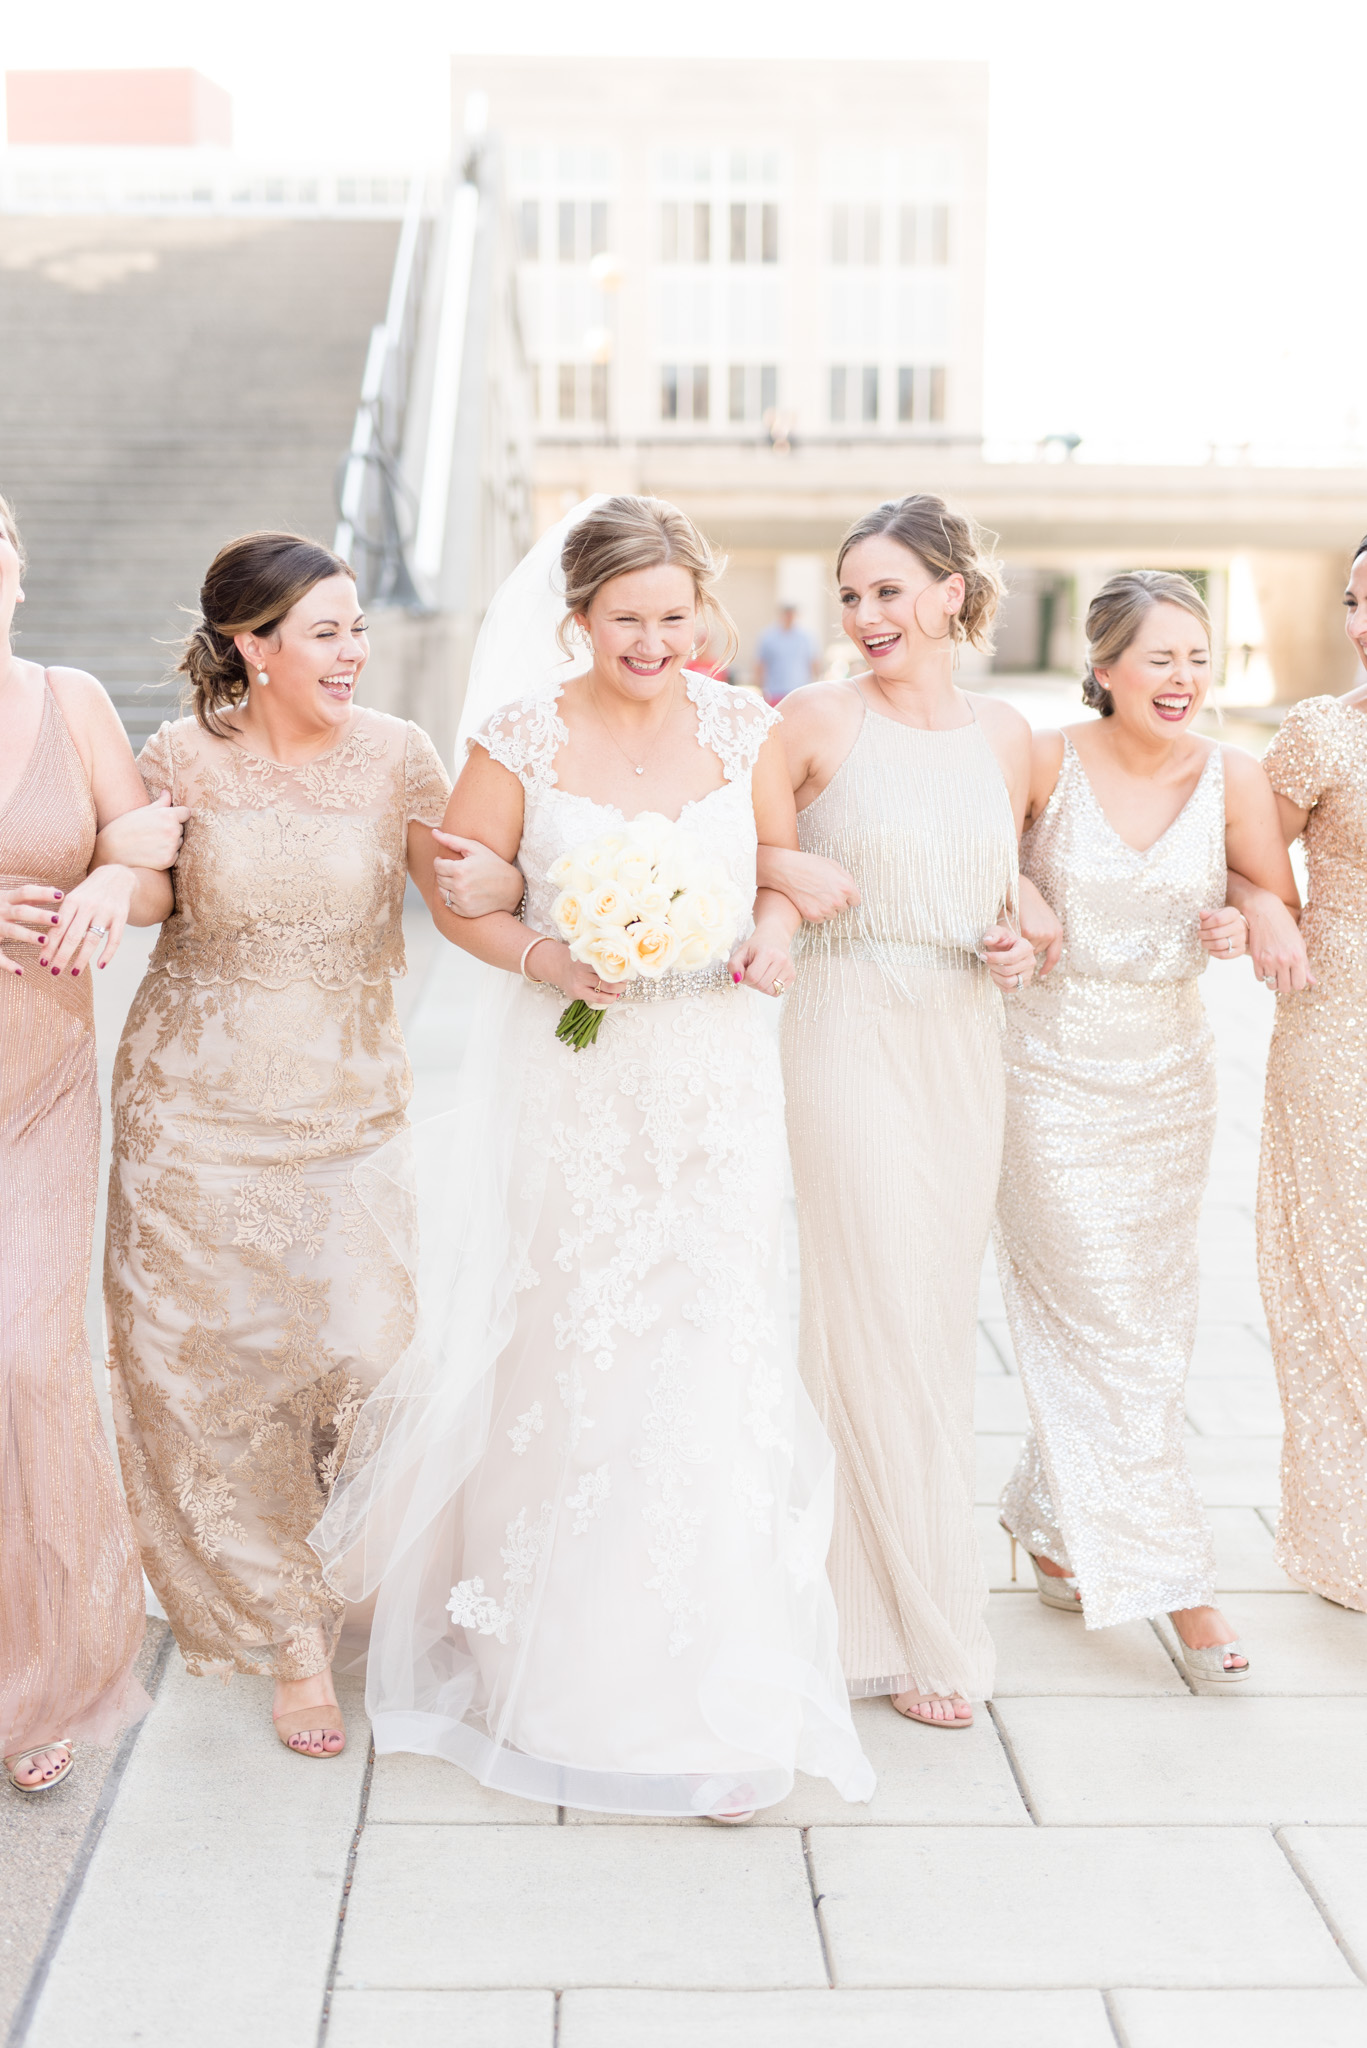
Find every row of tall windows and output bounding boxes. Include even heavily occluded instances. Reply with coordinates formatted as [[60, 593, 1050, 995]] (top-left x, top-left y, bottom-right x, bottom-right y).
[[829, 202, 951, 266], [657, 200, 780, 264], [534, 363, 608, 424], [829, 364, 947, 424], [660, 363, 779, 423], [518, 199, 610, 263]]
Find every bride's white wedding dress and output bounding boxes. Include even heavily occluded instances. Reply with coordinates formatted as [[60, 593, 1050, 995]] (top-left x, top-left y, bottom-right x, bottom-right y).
[[313, 664, 873, 1817]]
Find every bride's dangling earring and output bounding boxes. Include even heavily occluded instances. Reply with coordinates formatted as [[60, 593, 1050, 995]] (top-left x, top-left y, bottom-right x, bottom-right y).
[[256, 668, 270, 687]]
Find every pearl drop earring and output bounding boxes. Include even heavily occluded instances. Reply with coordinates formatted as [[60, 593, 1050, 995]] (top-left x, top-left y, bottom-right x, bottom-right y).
[[256, 669, 270, 687]]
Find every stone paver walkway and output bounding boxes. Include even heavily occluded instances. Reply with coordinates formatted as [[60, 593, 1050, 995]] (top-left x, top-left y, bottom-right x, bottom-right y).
[[11, 871, 1367, 2048]]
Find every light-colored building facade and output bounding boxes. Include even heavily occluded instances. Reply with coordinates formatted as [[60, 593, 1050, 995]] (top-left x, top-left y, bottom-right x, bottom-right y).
[[452, 55, 987, 666]]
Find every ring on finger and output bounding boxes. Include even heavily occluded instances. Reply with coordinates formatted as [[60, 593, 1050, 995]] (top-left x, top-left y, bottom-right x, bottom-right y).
[[771, 978, 785, 997], [1014, 972, 1023, 989], [1263, 973, 1278, 989], [88, 924, 109, 939]]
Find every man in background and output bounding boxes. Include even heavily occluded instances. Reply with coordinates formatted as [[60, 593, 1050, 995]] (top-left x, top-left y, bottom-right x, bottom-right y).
[[755, 602, 818, 705]]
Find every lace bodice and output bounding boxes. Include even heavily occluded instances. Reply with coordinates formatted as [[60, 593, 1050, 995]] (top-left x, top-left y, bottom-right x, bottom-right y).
[[1023, 738, 1226, 984], [470, 671, 777, 933], [137, 709, 451, 990]]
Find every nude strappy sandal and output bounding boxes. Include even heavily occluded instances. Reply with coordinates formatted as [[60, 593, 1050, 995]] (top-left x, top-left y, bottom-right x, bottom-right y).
[[273, 1708, 346, 1757], [5, 1740, 74, 1793]]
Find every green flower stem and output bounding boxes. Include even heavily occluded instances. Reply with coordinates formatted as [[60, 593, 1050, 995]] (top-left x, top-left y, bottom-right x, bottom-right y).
[[555, 998, 606, 1050]]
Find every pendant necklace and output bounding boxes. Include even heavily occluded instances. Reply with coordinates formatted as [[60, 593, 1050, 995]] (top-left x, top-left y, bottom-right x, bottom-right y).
[[590, 676, 678, 777]]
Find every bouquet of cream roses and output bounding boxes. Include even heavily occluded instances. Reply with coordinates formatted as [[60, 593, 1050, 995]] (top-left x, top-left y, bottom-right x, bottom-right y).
[[546, 813, 744, 1049]]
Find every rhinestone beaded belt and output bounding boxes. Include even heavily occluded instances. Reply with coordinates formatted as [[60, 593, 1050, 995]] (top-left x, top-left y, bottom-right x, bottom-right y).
[[612, 959, 735, 1004]]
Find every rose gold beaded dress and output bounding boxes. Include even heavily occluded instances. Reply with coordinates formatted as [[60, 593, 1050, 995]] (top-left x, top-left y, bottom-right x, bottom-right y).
[[1, 681, 148, 1757], [106, 708, 449, 1680], [1259, 695, 1367, 1609]]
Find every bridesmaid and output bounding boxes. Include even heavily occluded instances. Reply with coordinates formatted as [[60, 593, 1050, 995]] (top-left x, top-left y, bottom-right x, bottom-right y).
[[0, 492, 181, 1793], [106, 532, 451, 1759], [1237, 532, 1367, 1609], [759, 495, 1042, 1728], [996, 570, 1297, 1685]]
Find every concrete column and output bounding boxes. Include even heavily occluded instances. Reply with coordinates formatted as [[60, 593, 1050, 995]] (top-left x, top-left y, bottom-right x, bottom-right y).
[[1252, 549, 1360, 702]]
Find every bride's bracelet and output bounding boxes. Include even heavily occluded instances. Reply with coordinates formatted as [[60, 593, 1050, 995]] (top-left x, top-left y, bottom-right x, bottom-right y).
[[520, 935, 553, 986]]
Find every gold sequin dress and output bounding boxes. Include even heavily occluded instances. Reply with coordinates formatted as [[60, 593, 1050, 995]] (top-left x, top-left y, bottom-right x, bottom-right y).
[[997, 738, 1226, 1627], [1, 681, 148, 1757], [1258, 695, 1367, 1609], [106, 708, 450, 1680], [781, 697, 1018, 1703]]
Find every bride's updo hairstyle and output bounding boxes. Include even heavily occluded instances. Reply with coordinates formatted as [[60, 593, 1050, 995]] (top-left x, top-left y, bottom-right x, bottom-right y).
[[835, 493, 1005, 653], [180, 530, 355, 737], [557, 495, 738, 665], [1082, 570, 1211, 718]]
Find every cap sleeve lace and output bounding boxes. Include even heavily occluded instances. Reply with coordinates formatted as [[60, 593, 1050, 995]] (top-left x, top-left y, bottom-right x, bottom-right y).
[[686, 672, 779, 782], [136, 720, 179, 804], [468, 692, 567, 797], [404, 720, 453, 827], [1263, 697, 1336, 813]]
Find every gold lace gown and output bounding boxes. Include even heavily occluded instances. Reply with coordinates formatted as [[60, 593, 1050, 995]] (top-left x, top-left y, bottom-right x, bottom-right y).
[[997, 739, 1226, 1626], [1, 682, 147, 1757], [106, 708, 450, 1680], [1259, 696, 1367, 1609], [781, 699, 1018, 1704]]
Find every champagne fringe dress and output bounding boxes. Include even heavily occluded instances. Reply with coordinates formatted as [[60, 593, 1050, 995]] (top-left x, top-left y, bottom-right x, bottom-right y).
[[1258, 696, 1367, 1609], [997, 739, 1225, 1626], [106, 709, 450, 1680], [1, 681, 147, 1757], [780, 696, 1018, 1704]]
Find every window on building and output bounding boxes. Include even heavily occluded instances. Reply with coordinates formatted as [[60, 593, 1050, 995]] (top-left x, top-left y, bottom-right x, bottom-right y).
[[517, 200, 539, 261], [829, 365, 881, 424], [728, 201, 778, 264], [829, 203, 881, 265], [898, 203, 951, 266], [660, 364, 710, 423], [659, 200, 711, 263], [896, 364, 947, 423], [556, 200, 611, 263], [556, 364, 610, 423], [728, 364, 779, 422]]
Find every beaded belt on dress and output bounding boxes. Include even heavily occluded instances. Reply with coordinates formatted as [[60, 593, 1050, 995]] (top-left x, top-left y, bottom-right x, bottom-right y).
[[610, 959, 735, 1003]]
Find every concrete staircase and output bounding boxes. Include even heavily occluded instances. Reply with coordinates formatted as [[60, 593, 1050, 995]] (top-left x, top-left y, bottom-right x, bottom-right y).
[[0, 213, 399, 745]]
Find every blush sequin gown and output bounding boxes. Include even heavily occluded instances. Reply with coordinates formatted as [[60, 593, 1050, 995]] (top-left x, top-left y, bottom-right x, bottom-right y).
[[996, 738, 1226, 1627], [1258, 696, 1367, 1609], [780, 697, 1018, 1704], [0, 681, 147, 1757]]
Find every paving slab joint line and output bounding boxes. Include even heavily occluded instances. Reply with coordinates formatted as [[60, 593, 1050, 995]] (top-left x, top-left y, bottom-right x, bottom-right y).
[[5, 1624, 175, 2048], [1101, 1987, 1132, 2047], [800, 1825, 835, 1986], [1273, 1826, 1367, 1987], [316, 1737, 377, 2047], [552, 1988, 562, 2046], [984, 1699, 1040, 1822]]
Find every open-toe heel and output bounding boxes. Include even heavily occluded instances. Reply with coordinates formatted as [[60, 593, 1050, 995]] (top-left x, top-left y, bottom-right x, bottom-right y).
[[273, 1707, 346, 1757], [5, 1740, 74, 1793]]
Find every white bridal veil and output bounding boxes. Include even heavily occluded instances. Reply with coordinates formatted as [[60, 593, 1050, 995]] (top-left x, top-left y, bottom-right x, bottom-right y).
[[312, 497, 608, 1606]]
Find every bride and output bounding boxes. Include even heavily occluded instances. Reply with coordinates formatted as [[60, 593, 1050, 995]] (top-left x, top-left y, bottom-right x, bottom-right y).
[[312, 495, 873, 1819]]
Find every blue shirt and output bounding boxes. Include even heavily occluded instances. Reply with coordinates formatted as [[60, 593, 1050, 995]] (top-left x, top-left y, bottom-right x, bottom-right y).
[[757, 622, 817, 702]]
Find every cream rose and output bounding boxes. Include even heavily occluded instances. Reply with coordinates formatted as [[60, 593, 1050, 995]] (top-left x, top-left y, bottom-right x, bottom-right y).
[[628, 921, 682, 979], [614, 847, 657, 894], [551, 889, 588, 940], [573, 930, 636, 983], [587, 883, 633, 927]]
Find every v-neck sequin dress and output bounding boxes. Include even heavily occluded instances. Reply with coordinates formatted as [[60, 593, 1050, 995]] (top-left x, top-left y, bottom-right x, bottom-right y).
[[996, 737, 1226, 1628]]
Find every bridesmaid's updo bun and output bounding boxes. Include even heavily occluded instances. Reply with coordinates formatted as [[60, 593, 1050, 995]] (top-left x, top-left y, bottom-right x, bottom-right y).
[[0, 490, 26, 571], [180, 531, 355, 737], [1083, 570, 1211, 718], [836, 494, 1005, 652], [557, 495, 738, 665]]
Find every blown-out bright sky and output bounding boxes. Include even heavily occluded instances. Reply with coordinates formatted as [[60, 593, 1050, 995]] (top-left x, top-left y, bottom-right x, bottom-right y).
[[7, 0, 1364, 463]]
